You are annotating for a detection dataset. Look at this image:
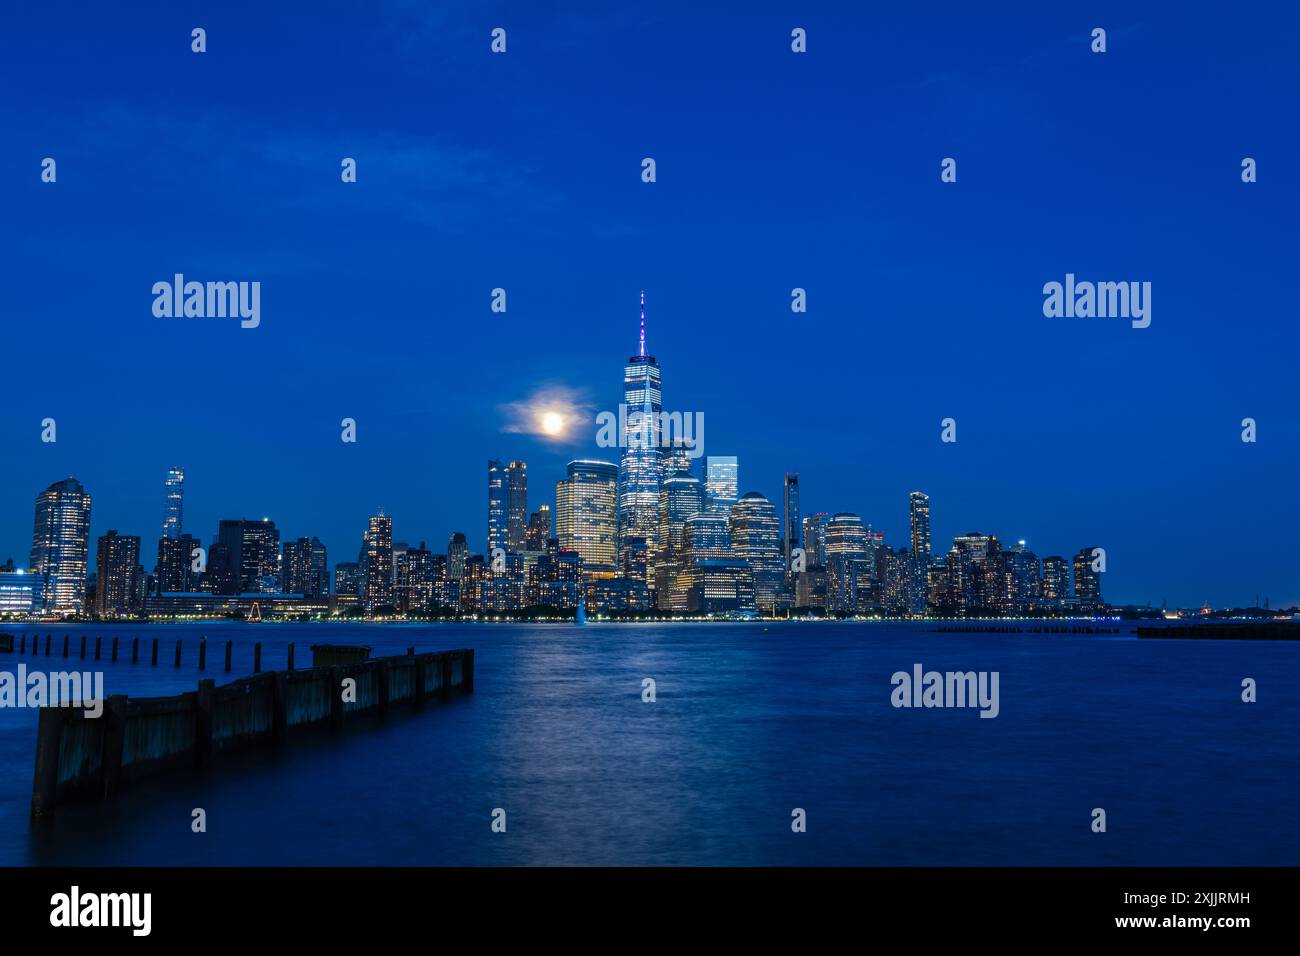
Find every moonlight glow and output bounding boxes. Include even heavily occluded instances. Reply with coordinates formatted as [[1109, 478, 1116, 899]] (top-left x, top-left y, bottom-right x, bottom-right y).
[[499, 385, 593, 443], [540, 411, 565, 436]]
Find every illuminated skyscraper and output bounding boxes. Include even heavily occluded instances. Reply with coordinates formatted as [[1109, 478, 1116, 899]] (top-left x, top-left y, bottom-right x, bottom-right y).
[[362, 513, 394, 614], [525, 506, 551, 553], [157, 532, 200, 593], [654, 472, 704, 609], [30, 477, 93, 615], [283, 536, 329, 597], [1074, 546, 1103, 607], [663, 438, 696, 478], [215, 518, 280, 594], [782, 473, 800, 580], [506, 460, 528, 552], [802, 512, 830, 567], [824, 512, 869, 614], [487, 460, 508, 558], [729, 492, 783, 613], [617, 291, 663, 582], [556, 460, 619, 574], [908, 492, 931, 562], [447, 532, 468, 582], [1041, 555, 1070, 603], [162, 467, 184, 539], [95, 529, 142, 617], [704, 456, 738, 515]]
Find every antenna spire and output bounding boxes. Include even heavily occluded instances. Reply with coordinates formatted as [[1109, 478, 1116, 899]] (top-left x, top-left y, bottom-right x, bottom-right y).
[[639, 289, 646, 357]]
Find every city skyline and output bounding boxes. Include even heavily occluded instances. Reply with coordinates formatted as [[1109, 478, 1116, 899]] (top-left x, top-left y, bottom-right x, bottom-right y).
[[1, 301, 1288, 616], [2, 6, 1297, 607]]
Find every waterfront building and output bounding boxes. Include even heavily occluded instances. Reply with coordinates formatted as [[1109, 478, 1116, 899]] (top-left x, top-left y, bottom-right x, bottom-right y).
[[162, 467, 184, 539], [556, 460, 619, 574], [729, 492, 783, 614], [704, 456, 738, 515], [617, 291, 664, 583], [95, 529, 142, 617], [30, 477, 92, 615]]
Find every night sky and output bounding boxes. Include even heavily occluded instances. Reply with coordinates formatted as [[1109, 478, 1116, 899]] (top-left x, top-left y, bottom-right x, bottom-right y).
[[1, 2, 1296, 606]]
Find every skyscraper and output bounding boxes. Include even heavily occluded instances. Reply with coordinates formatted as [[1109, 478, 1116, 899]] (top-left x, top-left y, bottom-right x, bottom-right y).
[[30, 477, 92, 615], [729, 492, 783, 613], [162, 467, 184, 539], [95, 529, 142, 617], [617, 291, 663, 582], [447, 532, 468, 582], [908, 492, 931, 562], [663, 438, 696, 478], [362, 513, 394, 614], [1074, 546, 1103, 607], [283, 536, 329, 597], [215, 518, 280, 594], [704, 456, 739, 515], [782, 473, 801, 579], [524, 506, 551, 554], [654, 471, 704, 609], [824, 512, 869, 614], [156, 532, 200, 593], [487, 460, 508, 558], [802, 512, 830, 567], [506, 460, 528, 553], [1041, 555, 1070, 603], [555, 460, 619, 574]]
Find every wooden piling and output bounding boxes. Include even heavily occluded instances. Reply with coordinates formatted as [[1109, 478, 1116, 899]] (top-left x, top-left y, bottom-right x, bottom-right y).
[[44, 634, 51, 656], [111, 636, 119, 662], [253, 642, 262, 674], [195, 680, 214, 768], [151, 637, 158, 665], [80, 635, 86, 659], [29, 708, 65, 822], [19, 634, 25, 653], [100, 695, 129, 800], [224, 640, 232, 673], [198, 638, 206, 671], [286, 642, 294, 671], [174, 640, 182, 668], [94, 636, 101, 661], [62, 635, 69, 658], [132, 637, 139, 664]]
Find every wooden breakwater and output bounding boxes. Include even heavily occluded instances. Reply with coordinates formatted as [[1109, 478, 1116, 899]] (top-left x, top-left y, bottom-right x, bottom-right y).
[[1137, 621, 1300, 640], [29, 647, 474, 821]]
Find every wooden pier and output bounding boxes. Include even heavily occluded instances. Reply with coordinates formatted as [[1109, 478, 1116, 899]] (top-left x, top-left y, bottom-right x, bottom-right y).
[[28, 646, 474, 821]]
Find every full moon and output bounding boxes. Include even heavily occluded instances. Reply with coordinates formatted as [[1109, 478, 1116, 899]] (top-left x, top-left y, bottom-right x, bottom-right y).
[[541, 411, 565, 436]]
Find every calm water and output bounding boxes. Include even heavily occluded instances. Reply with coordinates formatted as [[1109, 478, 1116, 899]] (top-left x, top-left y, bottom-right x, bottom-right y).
[[1, 621, 1297, 866]]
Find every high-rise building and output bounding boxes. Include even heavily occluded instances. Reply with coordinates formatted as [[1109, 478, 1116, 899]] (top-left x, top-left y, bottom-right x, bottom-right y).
[[1041, 555, 1070, 602], [156, 532, 201, 593], [30, 477, 93, 615], [949, 532, 994, 611], [782, 473, 801, 581], [654, 472, 704, 610], [396, 541, 436, 613], [617, 291, 664, 582], [728, 492, 783, 613], [333, 562, 362, 610], [824, 512, 869, 614], [95, 530, 142, 617], [524, 506, 551, 553], [704, 456, 739, 515], [1074, 546, 1103, 607], [908, 492, 931, 563], [555, 460, 619, 574], [362, 513, 394, 614], [802, 512, 830, 567], [162, 467, 184, 540], [447, 532, 469, 582], [215, 518, 280, 594], [663, 437, 697, 478], [487, 460, 508, 559], [283, 536, 329, 597], [506, 460, 528, 553]]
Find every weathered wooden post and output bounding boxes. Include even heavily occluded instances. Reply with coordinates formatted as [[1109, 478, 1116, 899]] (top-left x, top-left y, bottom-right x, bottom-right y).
[[111, 636, 119, 662], [45, 634, 51, 656], [253, 642, 262, 674], [100, 695, 129, 800], [19, 634, 25, 653], [94, 636, 101, 661], [151, 637, 159, 665], [224, 641, 232, 673], [198, 638, 207, 671], [195, 679, 214, 768], [131, 637, 139, 664], [286, 642, 294, 671], [62, 635, 69, 658], [80, 635, 86, 659], [30, 708, 66, 822], [463, 648, 475, 692], [413, 655, 426, 707], [174, 640, 182, 668], [407, 646, 415, 657], [441, 653, 453, 697]]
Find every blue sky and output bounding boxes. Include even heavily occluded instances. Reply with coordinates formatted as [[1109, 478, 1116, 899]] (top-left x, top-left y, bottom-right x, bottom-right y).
[[1, 1, 1296, 606]]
